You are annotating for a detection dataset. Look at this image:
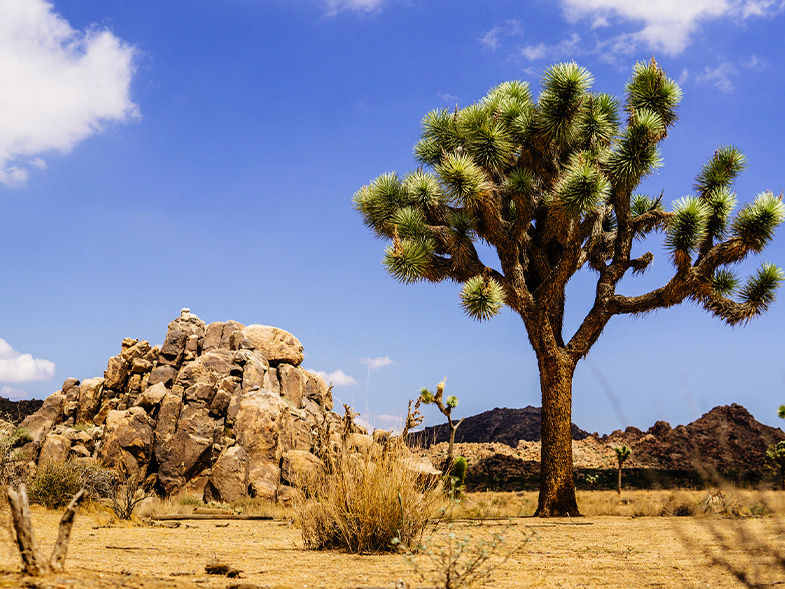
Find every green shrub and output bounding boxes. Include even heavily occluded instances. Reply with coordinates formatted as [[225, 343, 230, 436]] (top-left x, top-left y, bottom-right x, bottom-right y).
[[28, 460, 115, 509]]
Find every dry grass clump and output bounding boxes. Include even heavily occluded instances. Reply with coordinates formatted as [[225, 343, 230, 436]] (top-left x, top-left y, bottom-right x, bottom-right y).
[[295, 445, 443, 553]]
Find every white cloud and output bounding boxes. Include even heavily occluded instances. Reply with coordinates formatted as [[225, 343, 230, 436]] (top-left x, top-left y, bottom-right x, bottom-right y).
[[0, 338, 55, 382], [559, 0, 785, 55], [696, 63, 736, 91], [0, 385, 31, 400], [322, 0, 384, 15], [479, 19, 522, 51], [521, 33, 582, 62], [0, 0, 139, 187], [361, 356, 393, 370], [307, 368, 358, 387]]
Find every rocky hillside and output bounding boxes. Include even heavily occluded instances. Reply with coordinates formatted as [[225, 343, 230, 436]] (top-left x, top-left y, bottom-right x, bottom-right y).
[[598, 403, 784, 474], [6, 310, 437, 503], [410, 406, 590, 448], [0, 396, 43, 424], [419, 404, 785, 490]]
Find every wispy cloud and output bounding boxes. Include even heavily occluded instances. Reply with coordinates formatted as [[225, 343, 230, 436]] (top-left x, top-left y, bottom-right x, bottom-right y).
[[307, 368, 358, 387], [361, 356, 393, 370], [0, 385, 31, 400], [696, 63, 737, 92], [558, 0, 785, 55], [480, 19, 522, 51], [520, 33, 582, 62], [0, 339, 55, 382], [0, 0, 139, 187], [321, 0, 385, 16]]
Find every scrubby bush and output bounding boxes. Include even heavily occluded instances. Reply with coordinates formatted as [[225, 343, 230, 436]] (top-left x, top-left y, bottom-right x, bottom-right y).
[[28, 460, 115, 509], [0, 424, 34, 488], [296, 443, 442, 553]]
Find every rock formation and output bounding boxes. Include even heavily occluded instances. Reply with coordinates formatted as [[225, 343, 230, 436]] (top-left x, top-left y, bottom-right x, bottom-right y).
[[11, 310, 361, 502]]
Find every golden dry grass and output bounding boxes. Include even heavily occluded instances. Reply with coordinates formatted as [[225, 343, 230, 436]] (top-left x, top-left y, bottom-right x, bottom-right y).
[[0, 490, 784, 588]]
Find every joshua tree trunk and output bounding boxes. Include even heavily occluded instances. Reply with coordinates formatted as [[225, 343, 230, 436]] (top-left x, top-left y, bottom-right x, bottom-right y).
[[534, 350, 579, 517], [617, 462, 623, 494], [447, 418, 463, 469]]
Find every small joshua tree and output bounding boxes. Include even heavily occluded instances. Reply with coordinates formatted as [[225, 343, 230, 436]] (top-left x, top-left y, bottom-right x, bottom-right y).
[[614, 445, 631, 494], [766, 441, 785, 490], [420, 378, 464, 469]]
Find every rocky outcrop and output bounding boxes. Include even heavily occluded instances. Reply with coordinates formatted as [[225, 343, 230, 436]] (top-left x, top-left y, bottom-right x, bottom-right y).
[[16, 309, 349, 501], [411, 406, 590, 448]]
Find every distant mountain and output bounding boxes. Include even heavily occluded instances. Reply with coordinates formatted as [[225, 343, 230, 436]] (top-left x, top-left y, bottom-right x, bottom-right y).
[[410, 405, 590, 448], [0, 396, 43, 425], [599, 403, 785, 475]]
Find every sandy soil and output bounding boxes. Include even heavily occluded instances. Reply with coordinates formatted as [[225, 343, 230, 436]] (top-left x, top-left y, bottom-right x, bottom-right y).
[[2, 502, 784, 589]]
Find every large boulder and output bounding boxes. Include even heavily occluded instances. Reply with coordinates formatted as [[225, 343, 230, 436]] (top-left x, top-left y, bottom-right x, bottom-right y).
[[38, 433, 71, 470], [158, 309, 207, 367], [241, 325, 304, 366], [281, 449, 322, 489], [156, 403, 221, 495], [98, 407, 154, 477], [234, 390, 294, 498], [203, 445, 248, 503], [103, 354, 129, 392], [20, 392, 65, 444], [77, 378, 105, 424]]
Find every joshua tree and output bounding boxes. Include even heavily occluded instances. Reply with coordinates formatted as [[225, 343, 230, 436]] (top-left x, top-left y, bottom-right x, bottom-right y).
[[778, 405, 785, 420], [614, 445, 631, 494], [420, 378, 464, 469], [354, 60, 784, 516], [766, 441, 785, 490]]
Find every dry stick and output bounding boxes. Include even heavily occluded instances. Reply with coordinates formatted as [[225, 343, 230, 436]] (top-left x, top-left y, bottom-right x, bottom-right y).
[[49, 488, 87, 572], [6, 484, 48, 575], [6, 483, 87, 575]]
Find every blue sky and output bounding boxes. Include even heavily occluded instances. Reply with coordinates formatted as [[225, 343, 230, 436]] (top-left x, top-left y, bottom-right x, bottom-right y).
[[1, 0, 784, 435]]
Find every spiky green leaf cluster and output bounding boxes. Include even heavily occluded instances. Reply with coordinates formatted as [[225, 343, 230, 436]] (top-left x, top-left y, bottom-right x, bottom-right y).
[[702, 187, 737, 241], [436, 152, 488, 209], [445, 395, 459, 408], [710, 269, 740, 296], [383, 238, 433, 284], [460, 275, 505, 321], [537, 62, 594, 147], [732, 192, 785, 252], [738, 262, 784, 309], [419, 387, 434, 404], [608, 109, 664, 189], [404, 170, 444, 209], [552, 155, 609, 217], [614, 445, 631, 462], [665, 197, 709, 261], [625, 59, 682, 128], [694, 146, 746, 196]]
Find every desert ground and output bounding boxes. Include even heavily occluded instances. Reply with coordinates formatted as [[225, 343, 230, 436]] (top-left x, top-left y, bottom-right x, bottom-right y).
[[2, 490, 784, 589]]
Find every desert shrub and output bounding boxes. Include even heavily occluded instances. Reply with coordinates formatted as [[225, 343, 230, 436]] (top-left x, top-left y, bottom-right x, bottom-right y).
[[295, 444, 442, 553], [0, 424, 34, 488], [450, 456, 468, 494], [109, 471, 150, 520], [28, 460, 115, 509]]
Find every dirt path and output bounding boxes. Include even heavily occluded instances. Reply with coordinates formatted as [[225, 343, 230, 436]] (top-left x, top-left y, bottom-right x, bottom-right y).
[[2, 506, 784, 588]]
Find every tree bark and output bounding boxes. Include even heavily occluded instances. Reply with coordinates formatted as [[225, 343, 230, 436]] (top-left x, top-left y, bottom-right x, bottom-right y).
[[534, 351, 580, 517], [617, 463, 622, 494]]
